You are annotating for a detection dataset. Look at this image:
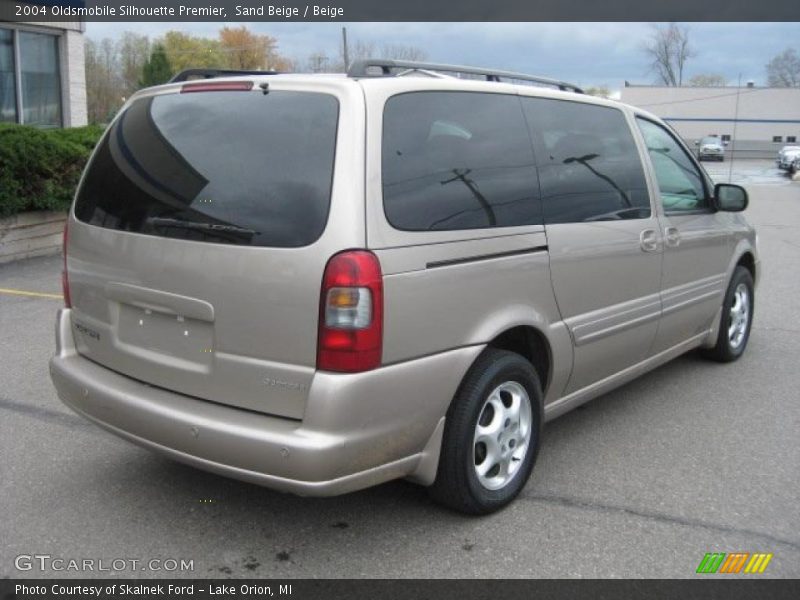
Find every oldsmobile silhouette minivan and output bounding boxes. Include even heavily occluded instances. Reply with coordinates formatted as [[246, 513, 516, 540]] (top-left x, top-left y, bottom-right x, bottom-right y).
[[50, 60, 758, 514]]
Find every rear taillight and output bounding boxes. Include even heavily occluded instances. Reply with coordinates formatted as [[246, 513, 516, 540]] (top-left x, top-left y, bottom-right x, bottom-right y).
[[61, 220, 71, 308], [317, 250, 383, 373]]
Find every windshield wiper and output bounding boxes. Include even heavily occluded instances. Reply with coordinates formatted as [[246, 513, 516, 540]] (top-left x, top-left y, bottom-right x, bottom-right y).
[[146, 217, 257, 236]]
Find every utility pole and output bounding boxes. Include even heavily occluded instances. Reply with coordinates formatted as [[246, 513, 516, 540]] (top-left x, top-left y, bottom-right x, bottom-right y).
[[342, 27, 349, 71], [440, 169, 497, 227]]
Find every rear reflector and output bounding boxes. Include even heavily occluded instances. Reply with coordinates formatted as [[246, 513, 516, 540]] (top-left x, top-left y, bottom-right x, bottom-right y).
[[317, 250, 383, 373], [62, 220, 71, 308], [181, 81, 254, 93]]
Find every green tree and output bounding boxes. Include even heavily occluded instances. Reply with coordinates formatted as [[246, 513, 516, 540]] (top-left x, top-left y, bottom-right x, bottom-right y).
[[219, 26, 286, 70], [161, 31, 224, 72], [139, 44, 172, 88]]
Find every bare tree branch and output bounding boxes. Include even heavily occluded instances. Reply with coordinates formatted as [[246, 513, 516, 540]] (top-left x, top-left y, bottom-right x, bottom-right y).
[[642, 23, 695, 86], [766, 48, 800, 87], [688, 74, 727, 87]]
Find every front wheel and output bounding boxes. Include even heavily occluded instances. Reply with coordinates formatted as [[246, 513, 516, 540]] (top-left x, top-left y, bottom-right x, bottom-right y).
[[703, 266, 754, 362], [428, 349, 543, 515]]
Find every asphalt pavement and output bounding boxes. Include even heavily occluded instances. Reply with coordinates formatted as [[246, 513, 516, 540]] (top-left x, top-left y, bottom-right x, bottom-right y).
[[1, 170, 798, 579]]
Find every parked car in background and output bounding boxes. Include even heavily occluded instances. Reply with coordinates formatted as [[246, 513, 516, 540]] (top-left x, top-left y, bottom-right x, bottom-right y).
[[50, 60, 759, 515], [695, 136, 726, 161], [777, 145, 800, 171]]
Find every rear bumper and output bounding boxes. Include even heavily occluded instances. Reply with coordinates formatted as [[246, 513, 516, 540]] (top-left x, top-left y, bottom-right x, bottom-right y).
[[50, 309, 482, 496]]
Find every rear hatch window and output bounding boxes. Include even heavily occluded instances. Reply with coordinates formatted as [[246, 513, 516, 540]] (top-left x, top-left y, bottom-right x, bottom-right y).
[[75, 89, 339, 247]]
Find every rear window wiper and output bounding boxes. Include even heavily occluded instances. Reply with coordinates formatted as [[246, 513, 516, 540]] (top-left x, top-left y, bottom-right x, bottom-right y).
[[145, 217, 258, 236]]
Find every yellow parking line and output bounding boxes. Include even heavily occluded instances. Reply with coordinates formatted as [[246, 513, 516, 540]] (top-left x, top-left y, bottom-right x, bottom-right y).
[[0, 287, 63, 300]]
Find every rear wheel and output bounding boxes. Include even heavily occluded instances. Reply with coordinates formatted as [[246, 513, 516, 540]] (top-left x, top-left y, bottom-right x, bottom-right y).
[[703, 266, 754, 362], [428, 349, 543, 515]]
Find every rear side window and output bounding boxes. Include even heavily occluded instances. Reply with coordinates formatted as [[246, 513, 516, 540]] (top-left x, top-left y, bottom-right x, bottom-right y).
[[75, 90, 339, 247], [520, 98, 651, 224], [382, 92, 541, 231]]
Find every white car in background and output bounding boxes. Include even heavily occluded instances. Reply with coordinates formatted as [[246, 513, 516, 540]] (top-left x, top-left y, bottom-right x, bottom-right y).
[[695, 136, 726, 161], [777, 145, 800, 171]]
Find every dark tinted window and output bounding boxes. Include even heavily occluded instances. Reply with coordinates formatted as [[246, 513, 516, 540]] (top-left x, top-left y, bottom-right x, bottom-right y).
[[75, 90, 339, 247], [382, 92, 541, 231], [521, 98, 651, 224]]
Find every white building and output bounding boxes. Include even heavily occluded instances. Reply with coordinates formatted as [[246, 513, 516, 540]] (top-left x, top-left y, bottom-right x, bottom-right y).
[[621, 84, 800, 159], [1, 19, 87, 127]]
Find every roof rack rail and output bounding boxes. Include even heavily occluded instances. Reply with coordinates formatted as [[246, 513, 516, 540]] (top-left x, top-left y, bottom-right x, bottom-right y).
[[169, 68, 278, 83], [347, 59, 583, 94]]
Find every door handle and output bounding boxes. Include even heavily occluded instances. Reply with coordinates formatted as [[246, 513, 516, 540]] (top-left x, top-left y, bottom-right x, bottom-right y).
[[664, 227, 681, 247], [639, 229, 659, 253]]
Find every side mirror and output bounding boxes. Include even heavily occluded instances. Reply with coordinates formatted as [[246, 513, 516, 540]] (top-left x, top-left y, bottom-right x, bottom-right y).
[[694, 140, 699, 146], [723, 141, 729, 146], [714, 183, 748, 212]]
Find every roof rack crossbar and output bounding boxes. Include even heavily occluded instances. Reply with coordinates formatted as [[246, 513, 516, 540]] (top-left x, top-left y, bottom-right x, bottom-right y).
[[347, 59, 583, 94], [169, 68, 279, 83]]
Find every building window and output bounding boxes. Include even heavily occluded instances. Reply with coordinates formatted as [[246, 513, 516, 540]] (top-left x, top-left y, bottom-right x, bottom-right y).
[[788, 136, 797, 143], [721, 134, 731, 142], [773, 136, 783, 143], [0, 28, 16, 123], [0, 27, 62, 127]]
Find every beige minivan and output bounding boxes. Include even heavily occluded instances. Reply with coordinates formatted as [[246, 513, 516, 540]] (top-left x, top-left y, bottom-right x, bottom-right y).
[[50, 60, 758, 514]]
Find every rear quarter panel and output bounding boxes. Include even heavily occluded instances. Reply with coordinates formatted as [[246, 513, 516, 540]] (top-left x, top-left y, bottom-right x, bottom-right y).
[[361, 79, 574, 403]]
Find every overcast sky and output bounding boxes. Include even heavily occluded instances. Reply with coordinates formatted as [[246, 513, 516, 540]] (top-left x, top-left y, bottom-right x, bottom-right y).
[[86, 22, 800, 90]]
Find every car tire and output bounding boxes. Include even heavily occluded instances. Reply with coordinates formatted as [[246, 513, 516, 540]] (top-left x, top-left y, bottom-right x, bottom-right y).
[[703, 266, 754, 362], [428, 348, 543, 515]]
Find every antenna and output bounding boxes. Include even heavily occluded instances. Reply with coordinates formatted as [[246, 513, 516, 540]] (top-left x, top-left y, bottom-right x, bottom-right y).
[[342, 27, 350, 71], [728, 74, 741, 183]]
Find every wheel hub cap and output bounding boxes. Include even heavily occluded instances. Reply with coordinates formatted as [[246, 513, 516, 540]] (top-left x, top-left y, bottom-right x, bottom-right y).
[[728, 283, 750, 350], [473, 381, 533, 491]]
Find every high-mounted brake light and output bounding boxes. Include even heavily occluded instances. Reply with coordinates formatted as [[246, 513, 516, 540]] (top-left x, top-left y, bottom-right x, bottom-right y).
[[317, 250, 383, 373], [180, 81, 254, 93], [62, 220, 71, 308]]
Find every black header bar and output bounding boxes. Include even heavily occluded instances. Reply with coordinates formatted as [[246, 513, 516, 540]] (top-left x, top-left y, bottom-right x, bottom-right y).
[[2, 579, 800, 600], [2, 0, 799, 22]]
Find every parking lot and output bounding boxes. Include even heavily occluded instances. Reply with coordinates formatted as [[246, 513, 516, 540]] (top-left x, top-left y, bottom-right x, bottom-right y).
[[703, 158, 796, 187], [1, 165, 798, 578]]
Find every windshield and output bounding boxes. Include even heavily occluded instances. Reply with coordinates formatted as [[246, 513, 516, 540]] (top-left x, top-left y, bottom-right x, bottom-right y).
[[75, 89, 339, 247], [701, 137, 720, 145]]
